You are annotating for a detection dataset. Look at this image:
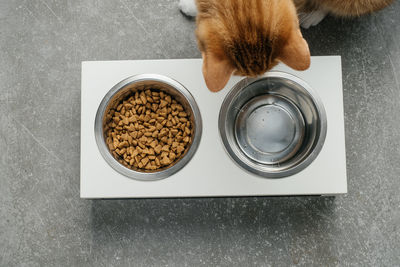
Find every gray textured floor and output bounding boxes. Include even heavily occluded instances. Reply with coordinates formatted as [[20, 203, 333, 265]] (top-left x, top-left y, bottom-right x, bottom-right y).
[[1, 0, 399, 266]]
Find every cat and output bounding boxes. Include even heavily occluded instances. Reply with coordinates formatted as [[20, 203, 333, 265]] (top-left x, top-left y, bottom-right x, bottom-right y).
[[294, 0, 394, 28], [179, 0, 393, 92]]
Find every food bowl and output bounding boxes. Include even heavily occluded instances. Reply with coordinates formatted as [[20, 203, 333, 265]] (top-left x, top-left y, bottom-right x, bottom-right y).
[[219, 72, 327, 178], [95, 74, 202, 181]]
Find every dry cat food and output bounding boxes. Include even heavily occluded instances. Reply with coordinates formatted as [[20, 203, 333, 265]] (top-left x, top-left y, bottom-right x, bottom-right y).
[[104, 89, 192, 171]]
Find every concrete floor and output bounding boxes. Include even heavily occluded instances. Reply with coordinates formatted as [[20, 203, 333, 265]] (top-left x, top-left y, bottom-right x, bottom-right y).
[[1, 0, 399, 266]]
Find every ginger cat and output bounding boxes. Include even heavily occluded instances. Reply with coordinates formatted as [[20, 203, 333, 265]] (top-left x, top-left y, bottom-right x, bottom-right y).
[[179, 0, 393, 92]]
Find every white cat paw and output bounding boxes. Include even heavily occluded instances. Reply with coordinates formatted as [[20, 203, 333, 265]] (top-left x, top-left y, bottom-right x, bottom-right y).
[[179, 0, 198, 17], [299, 9, 328, 29]]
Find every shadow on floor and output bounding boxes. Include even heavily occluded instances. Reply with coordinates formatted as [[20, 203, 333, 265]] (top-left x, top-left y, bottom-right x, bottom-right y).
[[90, 195, 336, 247]]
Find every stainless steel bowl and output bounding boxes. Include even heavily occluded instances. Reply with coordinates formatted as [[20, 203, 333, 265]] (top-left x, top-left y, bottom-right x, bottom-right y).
[[95, 74, 202, 181], [219, 72, 327, 178]]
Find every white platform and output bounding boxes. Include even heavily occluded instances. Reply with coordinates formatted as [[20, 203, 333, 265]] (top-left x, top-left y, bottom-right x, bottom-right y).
[[80, 56, 347, 198]]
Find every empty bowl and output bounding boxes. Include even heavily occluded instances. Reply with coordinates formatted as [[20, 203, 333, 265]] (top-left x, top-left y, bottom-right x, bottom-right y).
[[219, 71, 327, 178]]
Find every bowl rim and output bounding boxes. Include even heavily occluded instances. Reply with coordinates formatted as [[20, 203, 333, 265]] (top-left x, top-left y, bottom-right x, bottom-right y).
[[218, 71, 327, 178], [94, 74, 202, 181]]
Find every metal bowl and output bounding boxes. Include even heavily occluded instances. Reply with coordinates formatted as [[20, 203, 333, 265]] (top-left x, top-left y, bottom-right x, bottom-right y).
[[219, 72, 327, 178], [95, 74, 202, 181]]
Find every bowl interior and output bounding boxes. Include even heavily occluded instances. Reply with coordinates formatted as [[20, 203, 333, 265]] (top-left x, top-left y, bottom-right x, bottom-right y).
[[234, 94, 305, 164], [102, 80, 196, 171]]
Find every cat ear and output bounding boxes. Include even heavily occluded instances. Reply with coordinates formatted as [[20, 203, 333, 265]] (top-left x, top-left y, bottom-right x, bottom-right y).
[[202, 52, 234, 92], [278, 29, 311, 71]]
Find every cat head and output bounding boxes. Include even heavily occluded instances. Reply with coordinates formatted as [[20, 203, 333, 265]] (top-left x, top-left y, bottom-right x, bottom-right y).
[[196, 0, 310, 92]]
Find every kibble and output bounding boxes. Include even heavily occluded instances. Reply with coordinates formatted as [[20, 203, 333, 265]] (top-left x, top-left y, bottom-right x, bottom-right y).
[[104, 89, 193, 171]]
